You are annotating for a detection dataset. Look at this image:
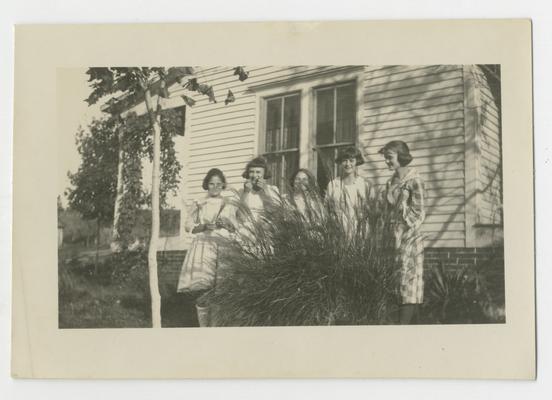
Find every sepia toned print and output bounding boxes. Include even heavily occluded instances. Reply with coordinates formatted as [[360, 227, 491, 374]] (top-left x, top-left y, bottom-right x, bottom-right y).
[[12, 21, 534, 379], [58, 65, 505, 328]]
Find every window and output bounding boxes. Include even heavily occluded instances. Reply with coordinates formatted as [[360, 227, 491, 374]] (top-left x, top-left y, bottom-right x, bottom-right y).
[[314, 82, 356, 192], [254, 71, 360, 194], [263, 93, 301, 192]]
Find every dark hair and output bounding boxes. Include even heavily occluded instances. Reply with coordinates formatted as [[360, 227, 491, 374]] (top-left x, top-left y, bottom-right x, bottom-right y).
[[378, 140, 413, 166], [289, 168, 317, 190], [202, 168, 227, 190], [335, 146, 365, 166], [242, 156, 272, 179]]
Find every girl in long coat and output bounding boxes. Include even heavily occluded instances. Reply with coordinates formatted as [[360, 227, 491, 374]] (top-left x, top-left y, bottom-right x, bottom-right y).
[[379, 141, 426, 324]]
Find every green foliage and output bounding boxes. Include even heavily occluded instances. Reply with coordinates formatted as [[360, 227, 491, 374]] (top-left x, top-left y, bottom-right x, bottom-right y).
[[122, 109, 183, 208], [67, 118, 118, 223], [422, 260, 505, 324], [57, 195, 64, 214], [205, 190, 401, 326], [66, 108, 184, 249], [85, 67, 195, 106], [58, 209, 110, 246]]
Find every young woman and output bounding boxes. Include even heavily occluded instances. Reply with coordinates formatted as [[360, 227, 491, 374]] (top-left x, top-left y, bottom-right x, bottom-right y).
[[177, 168, 236, 295], [326, 146, 372, 230], [379, 140, 426, 325], [238, 156, 281, 222], [289, 168, 319, 215]]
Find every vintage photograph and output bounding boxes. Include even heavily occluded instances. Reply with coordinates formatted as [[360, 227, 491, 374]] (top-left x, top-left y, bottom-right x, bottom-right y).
[[57, 65, 505, 329]]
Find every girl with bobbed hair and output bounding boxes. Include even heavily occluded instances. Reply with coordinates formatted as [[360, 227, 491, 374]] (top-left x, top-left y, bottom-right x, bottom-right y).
[[379, 140, 426, 325], [326, 146, 372, 231], [238, 156, 281, 222], [177, 168, 236, 296]]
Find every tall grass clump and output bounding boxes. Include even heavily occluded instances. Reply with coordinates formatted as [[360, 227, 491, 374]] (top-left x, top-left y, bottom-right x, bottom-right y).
[[204, 188, 401, 326], [422, 255, 505, 324]]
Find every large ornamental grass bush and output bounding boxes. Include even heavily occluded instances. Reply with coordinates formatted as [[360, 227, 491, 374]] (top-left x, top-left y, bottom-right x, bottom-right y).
[[203, 189, 403, 326]]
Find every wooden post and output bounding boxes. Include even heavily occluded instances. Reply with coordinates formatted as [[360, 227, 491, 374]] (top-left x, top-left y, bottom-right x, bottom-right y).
[[111, 117, 125, 252], [144, 87, 163, 329]]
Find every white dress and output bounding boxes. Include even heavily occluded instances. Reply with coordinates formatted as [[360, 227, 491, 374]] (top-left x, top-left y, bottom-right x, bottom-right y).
[[176, 195, 235, 293], [326, 176, 371, 236], [239, 184, 281, 222], [236, 184, 280, 255], [327, 175, 370, 210]]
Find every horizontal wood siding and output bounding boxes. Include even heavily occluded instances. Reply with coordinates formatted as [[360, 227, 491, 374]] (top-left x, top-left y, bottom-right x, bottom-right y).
[[160, 65, 471, 249], [360, 65, 466, 247], [474, 68, 502, 225], [176, 67, 353, 246]]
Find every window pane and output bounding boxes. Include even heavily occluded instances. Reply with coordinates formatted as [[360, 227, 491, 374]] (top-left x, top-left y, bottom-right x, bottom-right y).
[[336, 85, 355, 143], [316, 88, 334, 145], [317, 147, 336, 193], [283, 151, 299, 194], [266, 98, 282, 152], [265, 153, 282, 189], [283, 95, 300, 150], [265, 152, 299, 194]]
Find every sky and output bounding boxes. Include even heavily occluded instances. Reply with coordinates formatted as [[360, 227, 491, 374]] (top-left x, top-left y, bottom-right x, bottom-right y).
[[57, 68, 105, 206]]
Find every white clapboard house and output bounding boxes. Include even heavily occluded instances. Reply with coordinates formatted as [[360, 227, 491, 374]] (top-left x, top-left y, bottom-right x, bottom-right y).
[[113, 65, 503, 266]]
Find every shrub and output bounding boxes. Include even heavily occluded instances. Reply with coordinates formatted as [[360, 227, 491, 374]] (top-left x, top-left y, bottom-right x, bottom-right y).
[[204, 189, 401, 326], [422, 259, 505, 324]]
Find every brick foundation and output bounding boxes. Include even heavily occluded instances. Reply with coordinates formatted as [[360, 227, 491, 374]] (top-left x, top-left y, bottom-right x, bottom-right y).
[[157, 247, 505, 298], [424, 247, 504, 271]]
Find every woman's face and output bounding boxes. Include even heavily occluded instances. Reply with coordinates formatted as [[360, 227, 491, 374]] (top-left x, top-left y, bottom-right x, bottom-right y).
[[207, 175, 224, 197], [341, 157, 357, 176], [248, 167, 265, 182], [293, 171, 310, 191], [383, 150, 401, 171]]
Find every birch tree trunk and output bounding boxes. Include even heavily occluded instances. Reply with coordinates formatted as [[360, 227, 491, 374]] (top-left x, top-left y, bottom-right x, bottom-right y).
[[144, 89, 162, 328], [110, 119, 125, 252]]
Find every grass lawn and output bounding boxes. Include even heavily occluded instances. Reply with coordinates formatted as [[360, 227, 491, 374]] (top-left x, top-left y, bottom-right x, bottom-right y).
[[58, 250, 199, 328]]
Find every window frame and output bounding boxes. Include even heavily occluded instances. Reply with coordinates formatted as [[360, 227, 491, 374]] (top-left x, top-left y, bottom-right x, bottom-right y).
[[259, 91, 302, 190], [252, 67, 364, 191], [312, 80, 358, 187]]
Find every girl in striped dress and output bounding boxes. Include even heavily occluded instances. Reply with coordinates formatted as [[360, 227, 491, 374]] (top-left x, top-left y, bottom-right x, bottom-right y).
[[379, 141, 426, 324]]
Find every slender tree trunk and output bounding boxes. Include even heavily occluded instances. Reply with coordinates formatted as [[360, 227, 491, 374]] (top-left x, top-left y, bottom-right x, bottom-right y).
[[95, 219, 101, 274], [144, 89, 162, 328], [111, 119, 125, 252]]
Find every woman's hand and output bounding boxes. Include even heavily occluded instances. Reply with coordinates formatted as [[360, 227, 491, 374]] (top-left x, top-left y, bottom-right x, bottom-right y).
[[191, 224, 206, 234], [254, 178, 266, 191], [244, 180, 254, 193], [192, 223, 217, 234]]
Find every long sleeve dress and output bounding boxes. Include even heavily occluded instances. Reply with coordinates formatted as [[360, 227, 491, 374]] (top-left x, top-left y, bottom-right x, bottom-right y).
[[176, 195, 236, 293], [326, 176, 371, 235], [239, 184, 281, 222], [384, 168, 426, 305]]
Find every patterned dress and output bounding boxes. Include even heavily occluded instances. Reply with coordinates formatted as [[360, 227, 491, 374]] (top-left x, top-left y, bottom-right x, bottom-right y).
[[384, 168, 426, 304], [177, 195, 235, 293]]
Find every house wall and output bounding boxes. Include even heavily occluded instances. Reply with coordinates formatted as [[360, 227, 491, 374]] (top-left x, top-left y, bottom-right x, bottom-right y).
[[474, 67, 502, 226], [359, 65, 466, 247], [172, 65, 472, 248], [122, 65, 501, 250]]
